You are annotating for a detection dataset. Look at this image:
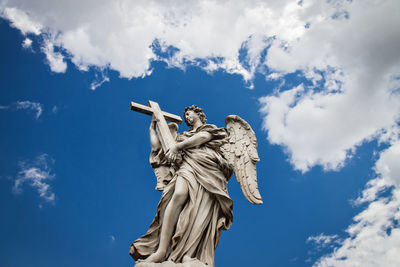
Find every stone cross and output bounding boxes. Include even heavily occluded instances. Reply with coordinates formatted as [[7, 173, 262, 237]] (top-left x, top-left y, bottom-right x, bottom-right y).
[[130, 100, 182, 153]]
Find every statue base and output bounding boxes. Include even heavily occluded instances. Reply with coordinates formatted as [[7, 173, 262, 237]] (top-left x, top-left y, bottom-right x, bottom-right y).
[[134, 260, 207, 267]]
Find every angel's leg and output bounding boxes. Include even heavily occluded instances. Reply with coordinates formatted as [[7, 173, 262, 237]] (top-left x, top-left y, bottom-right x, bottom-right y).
[[145, 176, 189, 263]]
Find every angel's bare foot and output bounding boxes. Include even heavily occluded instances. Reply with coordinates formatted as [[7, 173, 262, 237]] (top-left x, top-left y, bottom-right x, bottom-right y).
[[129, 245, 135, 257], [182, 255, 195, 263], [144, 250, 166, 263]]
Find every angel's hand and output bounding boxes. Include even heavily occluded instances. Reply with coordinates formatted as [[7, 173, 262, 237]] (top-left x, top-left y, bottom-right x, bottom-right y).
[[165, 145, 179, 163], [149, 118, 157, 132]]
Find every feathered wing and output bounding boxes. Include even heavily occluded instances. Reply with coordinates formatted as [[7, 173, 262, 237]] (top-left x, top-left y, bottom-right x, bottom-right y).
[[222, 115, 263, 204]]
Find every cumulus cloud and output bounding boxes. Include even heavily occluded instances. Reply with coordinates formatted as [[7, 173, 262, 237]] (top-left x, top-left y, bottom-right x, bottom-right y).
[[312, 140, 400, 267], [1, 7, 42, 35], [12, 153, 56, 205], [0, 100, 43, 119], [260, 0, 400, 172], [0, 0, 306, 80]]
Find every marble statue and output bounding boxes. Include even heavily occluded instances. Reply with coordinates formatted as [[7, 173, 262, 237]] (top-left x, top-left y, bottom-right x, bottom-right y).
[[129, 101, 262, 267]]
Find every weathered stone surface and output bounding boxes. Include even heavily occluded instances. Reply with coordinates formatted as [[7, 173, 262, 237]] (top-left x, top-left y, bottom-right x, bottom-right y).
[[135, 259, 207, 267]]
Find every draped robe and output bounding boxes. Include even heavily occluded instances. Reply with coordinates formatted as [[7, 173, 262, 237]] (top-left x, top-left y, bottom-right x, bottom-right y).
[[130, 124, 233, 266]]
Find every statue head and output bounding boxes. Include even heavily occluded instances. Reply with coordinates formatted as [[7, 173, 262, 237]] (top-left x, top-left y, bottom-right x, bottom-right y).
[[183, 105, 207, 127]]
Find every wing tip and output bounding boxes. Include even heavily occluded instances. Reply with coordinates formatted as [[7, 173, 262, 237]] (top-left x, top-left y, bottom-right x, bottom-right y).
[[251, 198, 263, 205]]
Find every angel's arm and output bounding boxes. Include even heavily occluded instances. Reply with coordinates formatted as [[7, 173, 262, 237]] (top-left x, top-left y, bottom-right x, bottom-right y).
[[149, 120, 161, 150], [165, 132, 212, 162], [176, 132, 212, 150]]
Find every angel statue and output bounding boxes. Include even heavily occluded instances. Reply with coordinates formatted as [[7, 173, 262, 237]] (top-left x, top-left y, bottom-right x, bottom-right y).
[[129, 101, 262, 267]]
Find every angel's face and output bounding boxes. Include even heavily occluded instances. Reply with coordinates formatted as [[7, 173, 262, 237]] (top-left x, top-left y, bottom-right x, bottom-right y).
[[184, 110, 200, 126]]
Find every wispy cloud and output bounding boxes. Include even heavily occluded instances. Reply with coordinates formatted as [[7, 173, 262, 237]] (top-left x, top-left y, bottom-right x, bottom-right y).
[[13, 153, 56, 205], [0, 100, 43, 119], [51, 105, 58, 114], [90, 71, 110, 90], [312, 139, 400, 267], [307, 233, 339, 249]]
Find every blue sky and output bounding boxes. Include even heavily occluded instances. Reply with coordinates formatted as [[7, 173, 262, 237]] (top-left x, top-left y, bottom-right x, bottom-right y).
[[1, 1, 400, 267]]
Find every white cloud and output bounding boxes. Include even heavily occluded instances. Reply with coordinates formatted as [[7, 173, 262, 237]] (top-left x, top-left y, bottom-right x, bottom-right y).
[[13, 153, 56, 205], [90, 71, 110, 90], [1, 7, 42, 35], [0, 100, 43, 119], [22, 37, 32, 49], [0, 0, 304, 80], [260, 73, 400, 172], [375, 141, 400, 188], [307, 233, 339, 248], [260, 0, 400, 172], [313, 140, 400, 267], [14, 100, 43, 119], [41, 40, 67, 73]]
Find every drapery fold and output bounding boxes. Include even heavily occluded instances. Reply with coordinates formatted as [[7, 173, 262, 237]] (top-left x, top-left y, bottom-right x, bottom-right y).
[[130, 125, 233, 267]]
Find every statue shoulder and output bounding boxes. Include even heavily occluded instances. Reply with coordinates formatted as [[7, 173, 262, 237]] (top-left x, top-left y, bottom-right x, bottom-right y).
[[198, 124, 228, 140]]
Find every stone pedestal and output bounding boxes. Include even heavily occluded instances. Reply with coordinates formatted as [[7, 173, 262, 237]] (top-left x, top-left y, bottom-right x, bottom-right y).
[[134, 260, 207, 267]]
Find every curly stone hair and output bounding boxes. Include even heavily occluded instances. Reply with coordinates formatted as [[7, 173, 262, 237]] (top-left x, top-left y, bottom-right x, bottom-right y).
[[183, 105, 207, 126]]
